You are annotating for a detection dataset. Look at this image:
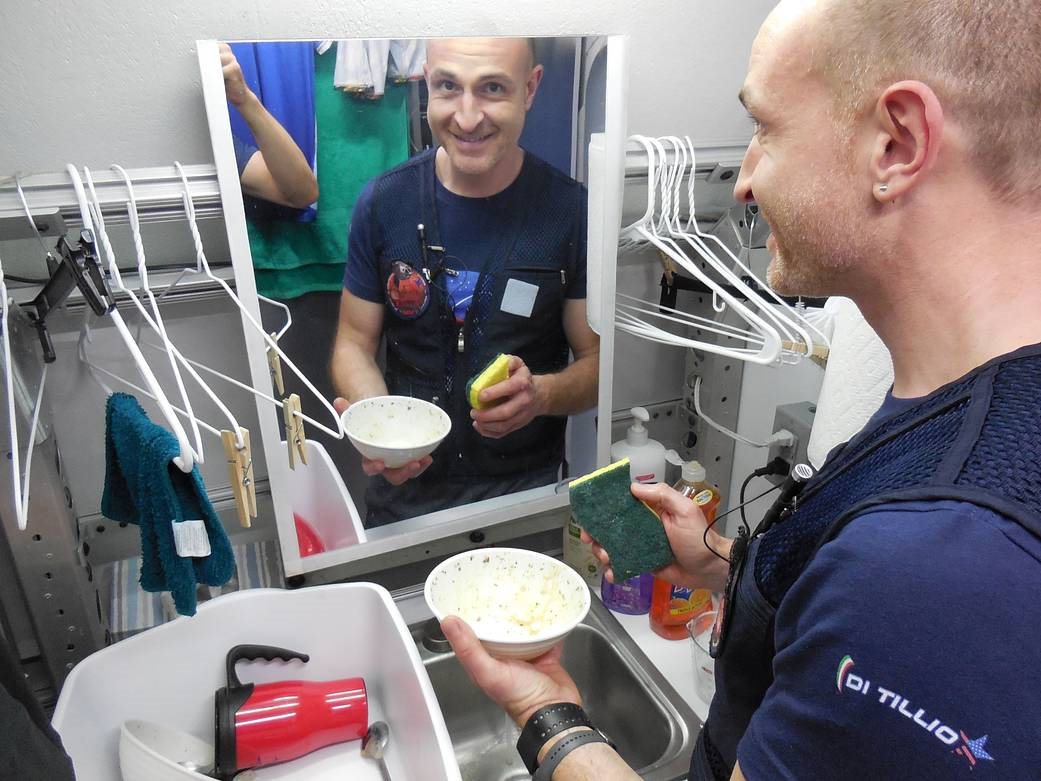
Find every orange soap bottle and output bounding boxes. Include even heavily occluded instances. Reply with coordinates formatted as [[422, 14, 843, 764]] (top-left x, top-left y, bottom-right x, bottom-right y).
[[649, 460, 720, 640]]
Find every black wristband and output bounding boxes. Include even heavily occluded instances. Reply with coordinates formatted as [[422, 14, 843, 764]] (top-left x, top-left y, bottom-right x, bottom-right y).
[[533, 728, 608, 781], [516, 702, 592, 774]]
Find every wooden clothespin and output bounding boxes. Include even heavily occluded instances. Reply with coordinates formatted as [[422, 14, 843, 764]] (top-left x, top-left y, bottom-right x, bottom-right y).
[[656, 248, 676, 287], [267, 332, 285, 396], [782, 340, 831, 370], [221, 427, 257, 528], [282, 393, 307, 470]]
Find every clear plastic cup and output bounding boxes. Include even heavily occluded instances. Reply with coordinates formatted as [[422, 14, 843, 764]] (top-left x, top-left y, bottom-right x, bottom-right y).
[[688, 610, 717, 704]]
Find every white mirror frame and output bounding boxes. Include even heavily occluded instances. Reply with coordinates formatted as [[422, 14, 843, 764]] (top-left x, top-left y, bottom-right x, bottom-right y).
[[197, 36, 628, 578]]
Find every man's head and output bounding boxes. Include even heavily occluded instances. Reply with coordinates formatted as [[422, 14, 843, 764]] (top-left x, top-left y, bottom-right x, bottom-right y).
[[424, 37, 543, 189], [734, 0, 1041, 297]]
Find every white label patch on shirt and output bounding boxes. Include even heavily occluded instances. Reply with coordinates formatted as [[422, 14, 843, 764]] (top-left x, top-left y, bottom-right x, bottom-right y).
[[500, 278, 539, 318]]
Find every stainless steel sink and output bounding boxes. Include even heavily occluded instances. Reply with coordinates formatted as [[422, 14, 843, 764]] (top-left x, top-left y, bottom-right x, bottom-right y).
[[409, 593, 701, 780]]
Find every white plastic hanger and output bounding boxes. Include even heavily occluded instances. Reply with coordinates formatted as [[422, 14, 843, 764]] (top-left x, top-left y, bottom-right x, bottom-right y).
[[616, 140, 772, 356], [85, 165, 249, 452], [83, 167, 209, 459], [1, 177, 57, 531], [676, 135, 829, 355], [78, 166, 259, 523], [160, 161, 345, 440], [66, 164, 196, 472], [655, 134, 812, 355], [653, 135, 828, 445], [0, 257, 47, 531], [617, 135, 785, 365]]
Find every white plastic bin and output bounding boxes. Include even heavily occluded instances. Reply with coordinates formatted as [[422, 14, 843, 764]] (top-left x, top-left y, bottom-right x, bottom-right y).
[[52, 583, 460, 781], [284, 439, 367, 552]]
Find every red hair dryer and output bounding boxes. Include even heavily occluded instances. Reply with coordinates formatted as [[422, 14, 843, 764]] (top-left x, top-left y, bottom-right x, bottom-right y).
[[214, 644, 367, 779]]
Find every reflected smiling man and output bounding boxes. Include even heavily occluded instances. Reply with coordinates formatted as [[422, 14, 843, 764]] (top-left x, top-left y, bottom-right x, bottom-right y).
[[441, 2, 1041, 780], [332, 38, 598, 527]]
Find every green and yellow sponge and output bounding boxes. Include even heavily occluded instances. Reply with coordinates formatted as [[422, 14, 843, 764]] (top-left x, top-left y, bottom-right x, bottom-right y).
[[467, 353, 511, 410], [568, 459, 674, 580]]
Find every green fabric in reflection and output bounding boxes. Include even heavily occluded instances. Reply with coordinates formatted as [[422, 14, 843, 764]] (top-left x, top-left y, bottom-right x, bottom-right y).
[[248, 48, 410, 299]]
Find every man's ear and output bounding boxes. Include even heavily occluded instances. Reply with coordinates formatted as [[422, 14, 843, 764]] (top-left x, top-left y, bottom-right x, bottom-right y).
[[869, 80, 944, 202], [524, 64, 545, 111]]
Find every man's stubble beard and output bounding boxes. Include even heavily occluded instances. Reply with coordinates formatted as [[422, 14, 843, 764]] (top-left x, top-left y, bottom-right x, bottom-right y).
[[761, 172, 870, 298]]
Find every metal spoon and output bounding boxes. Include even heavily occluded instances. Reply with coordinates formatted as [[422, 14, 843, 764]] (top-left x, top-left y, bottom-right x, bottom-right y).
[[361, 721, 392, 780]]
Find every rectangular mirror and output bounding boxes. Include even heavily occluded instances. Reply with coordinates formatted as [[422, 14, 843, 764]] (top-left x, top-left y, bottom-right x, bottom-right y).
[[198, 35, 626, 578]]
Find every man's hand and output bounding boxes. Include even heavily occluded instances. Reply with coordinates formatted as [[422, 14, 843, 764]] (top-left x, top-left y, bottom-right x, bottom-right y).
[[334, 397, 433, 485], [471, 355, 547, 439], [219, 42, 254, 108], [581, 482, 732, 592], [441, 616, 581, 727]]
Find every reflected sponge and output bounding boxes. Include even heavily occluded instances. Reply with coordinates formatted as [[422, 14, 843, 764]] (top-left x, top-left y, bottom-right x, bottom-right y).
[[568, 460, 674, 580], [467, 353, 511, 410]]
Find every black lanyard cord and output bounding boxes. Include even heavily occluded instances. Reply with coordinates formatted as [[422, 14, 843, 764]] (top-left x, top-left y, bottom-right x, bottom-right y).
[[701, 483, 782, 563]]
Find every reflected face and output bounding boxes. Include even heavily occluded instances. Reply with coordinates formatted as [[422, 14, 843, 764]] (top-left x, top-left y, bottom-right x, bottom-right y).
[[424, 38, 543, 182], [733, 3, 871, 297]]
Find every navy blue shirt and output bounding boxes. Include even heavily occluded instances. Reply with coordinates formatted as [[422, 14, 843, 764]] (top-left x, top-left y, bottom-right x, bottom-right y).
[[738, 394, 1041, 778], [343, 158, 587, 320]]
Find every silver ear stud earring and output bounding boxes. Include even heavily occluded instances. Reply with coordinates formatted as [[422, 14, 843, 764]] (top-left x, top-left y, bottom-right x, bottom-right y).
[[878, 184, 889, 193]]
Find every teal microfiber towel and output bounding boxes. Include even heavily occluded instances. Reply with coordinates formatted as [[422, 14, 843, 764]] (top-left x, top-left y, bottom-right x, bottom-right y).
[[101, 393, 235, 616]]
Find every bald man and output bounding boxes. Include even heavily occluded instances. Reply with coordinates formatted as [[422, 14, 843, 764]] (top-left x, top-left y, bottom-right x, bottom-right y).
[[332, 38, 598, 527], [441, 3, 1041, 779]]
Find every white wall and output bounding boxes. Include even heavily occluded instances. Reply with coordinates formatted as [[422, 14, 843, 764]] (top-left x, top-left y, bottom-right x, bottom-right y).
[[0, 1, 775, 172]]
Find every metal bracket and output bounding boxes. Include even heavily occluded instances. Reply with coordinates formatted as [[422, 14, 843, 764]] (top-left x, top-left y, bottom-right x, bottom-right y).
[[26, 229, 113, 362], [0, 208, 66, 242]]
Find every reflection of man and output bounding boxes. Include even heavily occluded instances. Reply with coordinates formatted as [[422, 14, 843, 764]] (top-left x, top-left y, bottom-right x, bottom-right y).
[[442, 2, 1041, 780], [220, 42, 319, 209], [332, 38, 598, 527]]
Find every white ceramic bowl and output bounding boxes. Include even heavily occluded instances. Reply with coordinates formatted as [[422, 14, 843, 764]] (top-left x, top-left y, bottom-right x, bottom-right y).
[[118, 719, 215, 781], [341, 395, 451, 469], [425, 548, 591, 660]]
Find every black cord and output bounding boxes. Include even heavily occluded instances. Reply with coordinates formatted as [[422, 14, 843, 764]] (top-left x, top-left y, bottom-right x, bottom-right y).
[[738, 471, 757, 536], [702, 482, 782, 562], [738, 457, 790, 536]]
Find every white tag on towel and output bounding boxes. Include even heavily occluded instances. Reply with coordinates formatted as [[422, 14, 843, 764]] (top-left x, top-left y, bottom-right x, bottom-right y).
[[171, 520, 211, 558]]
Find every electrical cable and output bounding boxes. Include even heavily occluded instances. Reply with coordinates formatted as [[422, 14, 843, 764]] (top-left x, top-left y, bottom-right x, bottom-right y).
[[702, 482, 781, 562], [691, 375, 795, 450], [738, 471, 757, 535], [738, 456, 790, 535]]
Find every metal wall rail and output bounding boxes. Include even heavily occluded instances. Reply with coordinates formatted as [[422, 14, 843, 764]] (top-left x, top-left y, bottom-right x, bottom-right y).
[[0, 163, 223, 240]]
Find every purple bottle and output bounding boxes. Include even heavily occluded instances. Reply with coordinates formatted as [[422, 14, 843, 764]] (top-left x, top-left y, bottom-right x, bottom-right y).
[[601, 572, 653, 615]]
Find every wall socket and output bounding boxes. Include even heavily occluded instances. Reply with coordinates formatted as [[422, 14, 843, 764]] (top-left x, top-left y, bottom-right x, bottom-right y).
[[766, 401, 816, 484]]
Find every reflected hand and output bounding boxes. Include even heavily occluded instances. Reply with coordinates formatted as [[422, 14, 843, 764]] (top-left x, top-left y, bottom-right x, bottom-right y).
[[580, 482, 732, 592], [219, 42, 254, 107], [471, 356, 546, 439], [441, 616, 581, 727], [334, 396, 433, 485]]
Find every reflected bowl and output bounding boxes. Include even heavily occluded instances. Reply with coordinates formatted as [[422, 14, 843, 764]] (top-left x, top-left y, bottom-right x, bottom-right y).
[[425, 548, 591, 660], [341, 395, 451, 469], [118, 719, 214, 781]]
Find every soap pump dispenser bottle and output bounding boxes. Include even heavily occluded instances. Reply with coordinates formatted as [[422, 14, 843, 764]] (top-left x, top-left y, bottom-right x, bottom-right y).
[[610, 407, 666, 484]]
